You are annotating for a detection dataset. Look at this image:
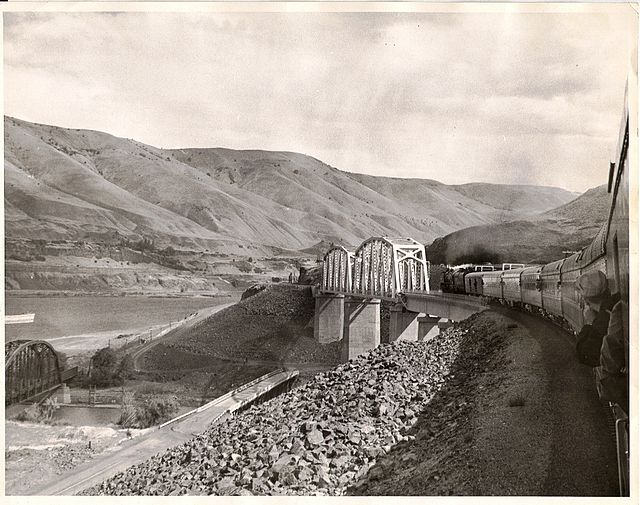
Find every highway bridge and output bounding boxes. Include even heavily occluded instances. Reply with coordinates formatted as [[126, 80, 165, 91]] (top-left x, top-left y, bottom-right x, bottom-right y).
[[316, 236, 487, 359]]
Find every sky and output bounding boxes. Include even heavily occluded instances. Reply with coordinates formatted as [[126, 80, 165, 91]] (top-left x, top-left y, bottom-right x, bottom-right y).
[[3, 7, 637, 192]]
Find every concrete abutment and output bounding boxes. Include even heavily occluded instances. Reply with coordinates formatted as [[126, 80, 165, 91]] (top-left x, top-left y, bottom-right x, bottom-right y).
[[313, 293, 345, 344], [342, 298, 381, 362], [389, 304, 424, 342]]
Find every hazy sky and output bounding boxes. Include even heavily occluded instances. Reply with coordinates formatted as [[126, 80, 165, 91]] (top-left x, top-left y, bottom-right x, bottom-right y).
[[3, 8, 637, 192]]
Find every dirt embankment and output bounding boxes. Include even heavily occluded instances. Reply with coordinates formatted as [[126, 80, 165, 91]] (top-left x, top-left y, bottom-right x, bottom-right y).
[[351, 309, 618, 496], [142, 285, 342, 372]]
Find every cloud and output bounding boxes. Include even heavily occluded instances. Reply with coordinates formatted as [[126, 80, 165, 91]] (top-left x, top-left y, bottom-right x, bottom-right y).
[[3, 9, 636, 192]]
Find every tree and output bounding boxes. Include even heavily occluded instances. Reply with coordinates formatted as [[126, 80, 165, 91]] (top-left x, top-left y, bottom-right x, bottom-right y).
[[90, 347, 119, 387], [117, 354, 135, 382], [56, 351, 68, 370], [90, 348, 133, 387]]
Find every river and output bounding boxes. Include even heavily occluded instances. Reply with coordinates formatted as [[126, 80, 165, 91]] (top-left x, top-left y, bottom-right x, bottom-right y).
[[4, 294, 233, 343]]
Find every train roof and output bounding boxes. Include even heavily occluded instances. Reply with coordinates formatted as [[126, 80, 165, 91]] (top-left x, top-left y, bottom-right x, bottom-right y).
[[541, 258, 565, 273], [578, 224, 607, 267], [561, 251, 582, 272], [481, 270, 504, 278], [501, 267, 527, 277]]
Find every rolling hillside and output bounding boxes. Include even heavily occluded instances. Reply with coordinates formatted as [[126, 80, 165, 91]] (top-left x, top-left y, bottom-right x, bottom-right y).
[[5, 116, 577, 255], [427, 184, 610, 265]]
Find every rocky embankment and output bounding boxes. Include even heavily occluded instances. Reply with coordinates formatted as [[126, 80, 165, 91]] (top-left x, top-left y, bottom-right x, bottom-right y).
[[144, 284, 341, 370], [84, 312, 512, 496]]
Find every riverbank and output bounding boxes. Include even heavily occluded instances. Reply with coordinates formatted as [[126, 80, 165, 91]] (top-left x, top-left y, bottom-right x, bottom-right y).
[[4, 420, 149, 496]]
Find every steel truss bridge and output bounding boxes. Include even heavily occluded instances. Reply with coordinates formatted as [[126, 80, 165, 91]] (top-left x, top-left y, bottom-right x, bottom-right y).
[[321, 237, 430, 300], [5, 340, 76, 406]]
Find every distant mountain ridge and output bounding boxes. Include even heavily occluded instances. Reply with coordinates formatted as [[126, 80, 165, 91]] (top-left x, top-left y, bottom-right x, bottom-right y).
[[5, 116, 577, 255], [427, 184, 610, 265]]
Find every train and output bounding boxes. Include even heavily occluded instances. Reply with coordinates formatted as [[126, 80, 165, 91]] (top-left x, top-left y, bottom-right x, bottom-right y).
[[440, 85, 630, 495], [440, 94, 629, 340]]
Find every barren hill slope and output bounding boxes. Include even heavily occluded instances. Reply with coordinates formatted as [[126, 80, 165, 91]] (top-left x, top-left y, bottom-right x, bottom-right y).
[[427, 185, 610, 265], [6, 116, 576, 254]]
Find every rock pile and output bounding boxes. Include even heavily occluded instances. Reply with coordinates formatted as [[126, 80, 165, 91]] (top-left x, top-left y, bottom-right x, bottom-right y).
[[146, 284, 339, 368], [85, 323, 474, 496], [239, 284, 313, 318]]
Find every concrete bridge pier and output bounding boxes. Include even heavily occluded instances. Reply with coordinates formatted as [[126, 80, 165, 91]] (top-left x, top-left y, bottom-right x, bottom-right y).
[[438, 318, 454, 333], [314, 293, 345, 343], [417, 315, 441, 341], [389, 304, 425, 342], [342, 298, 380, 361]]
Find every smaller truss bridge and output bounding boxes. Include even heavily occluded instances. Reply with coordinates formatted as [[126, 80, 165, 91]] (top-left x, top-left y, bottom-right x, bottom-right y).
[[5, 340, 65, 406]]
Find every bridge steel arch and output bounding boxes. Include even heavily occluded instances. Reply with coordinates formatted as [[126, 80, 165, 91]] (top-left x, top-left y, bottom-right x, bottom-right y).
[[322, 245, 355, 293], [5, 340, 62, 406], [350, 237, 429, 299]]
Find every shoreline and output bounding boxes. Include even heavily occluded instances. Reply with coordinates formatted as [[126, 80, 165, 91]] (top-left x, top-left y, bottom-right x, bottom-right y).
[[5, 290, 234, 299]]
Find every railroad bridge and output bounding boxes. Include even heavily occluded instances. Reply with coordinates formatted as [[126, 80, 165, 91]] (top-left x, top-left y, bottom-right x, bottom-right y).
[[5, 339, 77, 406], [316, 236, 486, 360]]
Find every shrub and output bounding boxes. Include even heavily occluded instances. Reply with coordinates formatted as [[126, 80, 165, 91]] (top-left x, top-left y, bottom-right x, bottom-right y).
[[15, 398, 59, 423], [56, 351, 68, 370], [89, 348, 133, 387], [120, 396, 179, 428], [117, 355, 135, 381], [236, 260, 253, 273]]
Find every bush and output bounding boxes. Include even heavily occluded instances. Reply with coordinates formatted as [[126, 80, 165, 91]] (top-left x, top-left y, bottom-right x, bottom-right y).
[[56, 351, 68, 370], [236, 260, 253, 273], [120, 396, 179, 428], [89, 348, 133, 387], [15, 398, 59, 423], [117, 355, 135, 381]]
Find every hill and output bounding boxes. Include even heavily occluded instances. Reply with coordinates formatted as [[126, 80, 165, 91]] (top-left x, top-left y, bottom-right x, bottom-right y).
[[5, 116, 577, 255], [427, 184, 610, 265]]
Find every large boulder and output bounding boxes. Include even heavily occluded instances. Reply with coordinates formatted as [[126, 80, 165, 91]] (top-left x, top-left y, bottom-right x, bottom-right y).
[[241, 284, 267, 300], [298, 266, 321, 285]]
